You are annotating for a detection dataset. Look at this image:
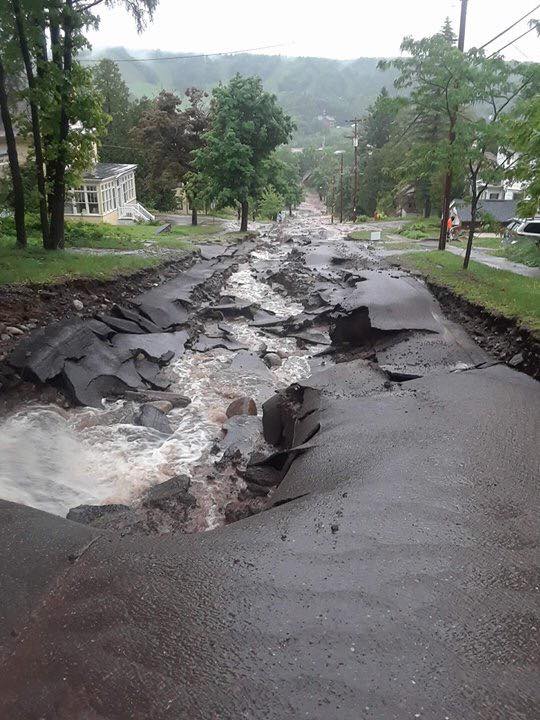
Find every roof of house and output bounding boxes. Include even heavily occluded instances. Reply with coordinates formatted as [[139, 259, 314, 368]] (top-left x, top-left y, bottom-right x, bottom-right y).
[[451, 198, 518, 223], [83, 163, 137, 181]]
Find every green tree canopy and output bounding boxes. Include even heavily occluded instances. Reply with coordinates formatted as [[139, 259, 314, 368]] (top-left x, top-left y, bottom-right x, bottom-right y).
[[194, 74, 294, 230]]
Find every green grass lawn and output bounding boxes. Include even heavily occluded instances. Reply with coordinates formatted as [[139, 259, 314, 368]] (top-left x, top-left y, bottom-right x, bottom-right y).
[[0, 217, 228, 285], [395, 250, 540, 332], [63, 221, 221, 250], [398, 217, 441, 240], [0, 246, 160, 285]]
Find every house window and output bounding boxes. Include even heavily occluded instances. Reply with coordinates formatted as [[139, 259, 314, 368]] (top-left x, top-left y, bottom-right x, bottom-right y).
[[489, 192, 500, 200], [66, 184, 100, 215], [119, 173, 135, 205], [101, 180, 117, 214], [86, 185, 99, 214]]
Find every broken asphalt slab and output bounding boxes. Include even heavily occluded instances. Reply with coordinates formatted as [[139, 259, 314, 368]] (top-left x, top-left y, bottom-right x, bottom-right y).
[[1, 362, 538, 719]]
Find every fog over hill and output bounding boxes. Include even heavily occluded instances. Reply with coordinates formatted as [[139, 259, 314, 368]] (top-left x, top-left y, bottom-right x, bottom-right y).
[[83, 48, 399, 142]]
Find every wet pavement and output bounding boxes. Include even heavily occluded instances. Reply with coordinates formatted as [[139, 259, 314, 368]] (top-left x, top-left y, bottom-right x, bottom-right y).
[[0, 206, 538, 719]]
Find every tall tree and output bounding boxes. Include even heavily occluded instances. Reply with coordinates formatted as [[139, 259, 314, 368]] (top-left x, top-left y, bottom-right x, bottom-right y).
[[461, 59, 538, 268], [504, 67, 540, 219], [0, 55, 26, 247], [194, 75, 294, 231], [8, 0, 158, 249], [92, 58, 132, 164], [381, 26, 475, 248], [132, 88, 208, 216], [10, 0, 49, 246]]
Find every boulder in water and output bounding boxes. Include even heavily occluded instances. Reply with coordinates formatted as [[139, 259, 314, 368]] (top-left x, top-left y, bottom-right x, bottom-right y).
[[226, 396, 257, 418]]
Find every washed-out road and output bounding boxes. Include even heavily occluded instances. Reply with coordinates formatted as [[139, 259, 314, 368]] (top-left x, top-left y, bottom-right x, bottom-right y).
[[0, 206, 538, 720]]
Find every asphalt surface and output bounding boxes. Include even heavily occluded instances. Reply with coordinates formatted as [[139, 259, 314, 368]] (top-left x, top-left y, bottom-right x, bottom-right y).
[[0, 210, 538, 719]]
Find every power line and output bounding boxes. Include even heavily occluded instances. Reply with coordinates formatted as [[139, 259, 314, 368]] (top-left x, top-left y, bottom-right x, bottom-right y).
[[477, 3, 540, 50], [488, 24, 539, 57], [82, 43, 288, 64]]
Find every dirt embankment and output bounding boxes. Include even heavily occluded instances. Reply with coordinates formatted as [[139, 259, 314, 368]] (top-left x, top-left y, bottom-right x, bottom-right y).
[[0, 252, 196, 360], [422, 280, 539, 379]]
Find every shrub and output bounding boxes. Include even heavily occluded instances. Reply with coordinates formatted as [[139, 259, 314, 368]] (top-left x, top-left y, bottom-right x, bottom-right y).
[[258, 186, 284, 220]]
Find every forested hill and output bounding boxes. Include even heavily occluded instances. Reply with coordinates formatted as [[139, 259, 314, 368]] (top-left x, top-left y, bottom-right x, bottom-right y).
[[82, 49, 399, 142]]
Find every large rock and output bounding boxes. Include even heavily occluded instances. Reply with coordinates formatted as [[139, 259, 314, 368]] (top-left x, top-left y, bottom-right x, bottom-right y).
[[263, 352, 283, 368], [226, 396, 257, 418]]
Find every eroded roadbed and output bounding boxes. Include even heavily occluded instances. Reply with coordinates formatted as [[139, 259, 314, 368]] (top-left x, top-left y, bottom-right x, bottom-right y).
[[0, 209, 538, 720]]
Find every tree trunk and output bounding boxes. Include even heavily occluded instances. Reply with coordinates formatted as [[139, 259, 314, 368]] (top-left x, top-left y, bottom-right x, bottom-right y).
[[48, 1, 74, 250], [423, 194, 432, 219], [0, 56, 26, 248], [191, 207, 197, 226], [11, 0, 49, 247], [463, 178, 479, 270], [240, 200, 248, 232], [438, 115, 457, 251]]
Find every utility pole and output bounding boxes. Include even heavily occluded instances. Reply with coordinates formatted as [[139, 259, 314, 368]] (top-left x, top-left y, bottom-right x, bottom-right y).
[[339, 153, 344, 224], [458, 0, 468, 51], [330, 174, 335, 223], [439, 0, 468, 250], [347, 118, 360, 222]]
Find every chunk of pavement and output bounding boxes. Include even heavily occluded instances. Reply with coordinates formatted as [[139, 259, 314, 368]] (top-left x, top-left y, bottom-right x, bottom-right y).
[[97, 314, 147, 335], [134, 357, 171, 390], [244, 482, 270, 497], [338, 269, 444, 333], [142, 475, 196, 511], [135, 302, 188, 329], [112, 331, 189, 362], [221, 416, 262, 459], [134, 403, 172, 434], [230, 351, 273, 378], [193, 335, 247, 353], [124, 390, 191, 408], [67, 504, 131, 525], [61, 338, 143, 407], [112, 305, 163, 333], [226, 396, 257, 418], [8, 319, 95, 383], [241, 464, 282, 488], [206, 300, 256, 319], [87, 319, 115, 339], [263, 352, 283, 368], [289, 330, 331, 346], [261, 393, 284, 445]]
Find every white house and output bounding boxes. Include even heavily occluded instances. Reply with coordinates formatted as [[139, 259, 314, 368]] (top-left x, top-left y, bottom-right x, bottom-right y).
[[65, 162, 154, 224], [480, 151, 524, 202]]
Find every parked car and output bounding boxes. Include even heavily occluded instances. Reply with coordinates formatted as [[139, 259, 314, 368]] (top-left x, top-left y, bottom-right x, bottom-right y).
[[503, 217, 540, 245]]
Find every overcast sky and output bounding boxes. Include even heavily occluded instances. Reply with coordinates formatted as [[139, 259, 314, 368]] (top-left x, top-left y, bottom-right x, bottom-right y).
[[87, 0, 540, 61]]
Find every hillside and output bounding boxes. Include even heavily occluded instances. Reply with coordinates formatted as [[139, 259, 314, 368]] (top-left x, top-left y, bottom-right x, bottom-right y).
[[82, 48, 399, 143]]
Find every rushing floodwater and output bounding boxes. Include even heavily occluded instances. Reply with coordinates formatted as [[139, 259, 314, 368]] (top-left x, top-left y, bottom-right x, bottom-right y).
[[0, 235, 327, 522]]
